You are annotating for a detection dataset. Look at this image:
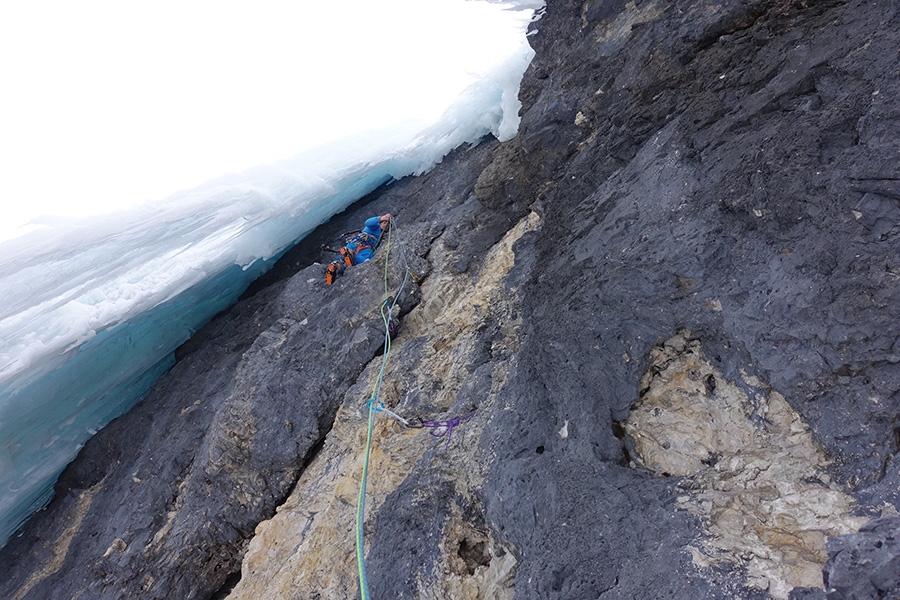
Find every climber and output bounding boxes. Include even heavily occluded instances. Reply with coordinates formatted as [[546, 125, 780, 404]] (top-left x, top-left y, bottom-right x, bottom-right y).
[[325, 214, 392, 284]]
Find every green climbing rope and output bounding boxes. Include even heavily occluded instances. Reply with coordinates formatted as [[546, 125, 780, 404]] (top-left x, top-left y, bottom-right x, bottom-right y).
[[352, 220, 473, 597], [355, 221, 410, 599]]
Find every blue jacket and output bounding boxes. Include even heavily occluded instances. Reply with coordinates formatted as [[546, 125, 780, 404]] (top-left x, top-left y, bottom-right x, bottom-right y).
[[347, 216, 385, 264]]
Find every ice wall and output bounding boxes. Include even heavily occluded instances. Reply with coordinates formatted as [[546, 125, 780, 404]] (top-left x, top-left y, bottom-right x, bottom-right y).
[[0, 33, 536, 547]]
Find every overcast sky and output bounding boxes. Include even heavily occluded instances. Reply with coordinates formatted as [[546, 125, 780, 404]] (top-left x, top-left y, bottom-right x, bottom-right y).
[[0, 1, 533, 239]]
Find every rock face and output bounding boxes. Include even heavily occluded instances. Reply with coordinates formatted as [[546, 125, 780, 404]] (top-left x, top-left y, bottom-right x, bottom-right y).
[[2, 0, 900, 599], [824, 516, 900, 599], [625, 330, 867, 597]]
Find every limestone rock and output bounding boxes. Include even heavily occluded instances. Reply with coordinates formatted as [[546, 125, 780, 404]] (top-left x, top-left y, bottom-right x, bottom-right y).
[[626, 330, 868, 599]]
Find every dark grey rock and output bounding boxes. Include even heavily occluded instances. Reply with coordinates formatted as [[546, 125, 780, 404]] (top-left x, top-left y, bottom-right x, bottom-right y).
[[791, 588, 828, 600], [824, 516, 900, 600]]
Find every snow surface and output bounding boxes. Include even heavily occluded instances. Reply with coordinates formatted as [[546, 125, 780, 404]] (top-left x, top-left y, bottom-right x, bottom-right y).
[[0, 4, 539, 547]]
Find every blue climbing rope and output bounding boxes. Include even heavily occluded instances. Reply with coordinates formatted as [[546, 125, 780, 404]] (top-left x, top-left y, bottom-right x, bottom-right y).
[[353, 220, 474, 598], [355, 220, 411, 600]]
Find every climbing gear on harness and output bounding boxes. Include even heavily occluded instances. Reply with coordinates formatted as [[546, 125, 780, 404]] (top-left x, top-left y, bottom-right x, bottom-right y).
[[345, 231, 376, 263], [342, 230, 375, 247]]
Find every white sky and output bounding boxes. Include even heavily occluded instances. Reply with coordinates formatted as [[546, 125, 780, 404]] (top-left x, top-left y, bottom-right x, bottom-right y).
[[0, 1, 533, 241]]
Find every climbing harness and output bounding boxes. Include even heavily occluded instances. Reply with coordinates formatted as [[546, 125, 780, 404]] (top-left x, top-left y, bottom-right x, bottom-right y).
[[341, 232, 378, 266], [324, 228, 383, 284], [353, 219, 474, 600]]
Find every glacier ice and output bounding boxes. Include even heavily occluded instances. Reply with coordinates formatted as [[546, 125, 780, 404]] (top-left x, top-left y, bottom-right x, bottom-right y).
[[0, 25, 536, 548]]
